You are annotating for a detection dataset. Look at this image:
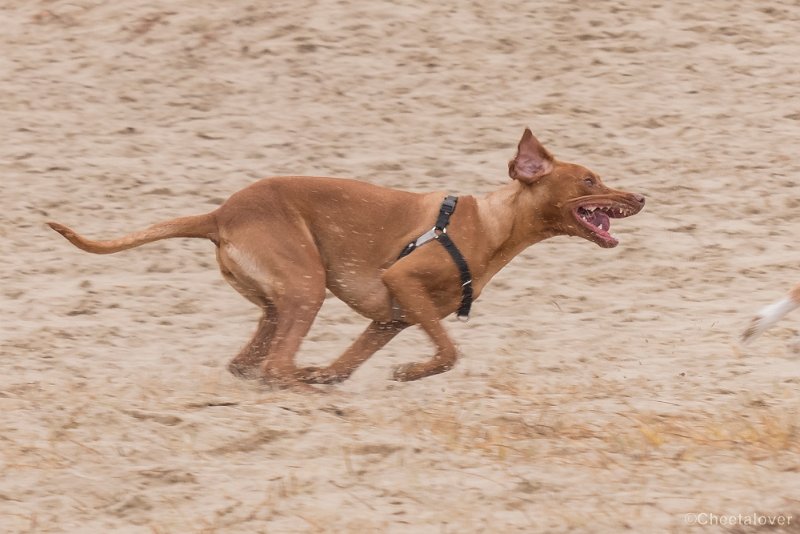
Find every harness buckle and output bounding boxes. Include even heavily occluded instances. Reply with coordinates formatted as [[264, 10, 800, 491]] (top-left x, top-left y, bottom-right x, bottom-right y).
[[397, 195, 474, 321]]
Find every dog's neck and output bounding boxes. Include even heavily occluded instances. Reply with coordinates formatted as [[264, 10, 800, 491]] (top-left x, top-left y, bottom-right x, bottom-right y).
[[478, 181, 556, 250], [474, 181, 559, 283]]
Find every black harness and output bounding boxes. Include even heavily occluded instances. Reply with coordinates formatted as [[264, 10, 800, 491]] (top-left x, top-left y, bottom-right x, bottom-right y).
[[397, 196, 473, 320]]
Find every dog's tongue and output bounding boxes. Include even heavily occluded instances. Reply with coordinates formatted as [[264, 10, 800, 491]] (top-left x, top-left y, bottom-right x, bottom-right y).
[[590, 211, 610, 232]]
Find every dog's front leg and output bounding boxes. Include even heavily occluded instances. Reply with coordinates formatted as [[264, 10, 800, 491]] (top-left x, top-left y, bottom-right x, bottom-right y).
[[296, 320, 408, 384], [382, 269, 459, 381]]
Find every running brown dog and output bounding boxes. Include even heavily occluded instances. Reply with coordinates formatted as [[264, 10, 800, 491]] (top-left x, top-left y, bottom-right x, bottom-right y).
[[48, 129, 645, 389]]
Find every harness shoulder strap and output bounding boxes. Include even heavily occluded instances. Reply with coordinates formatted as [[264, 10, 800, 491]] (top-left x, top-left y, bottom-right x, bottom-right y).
[[396, 195, 473, 320], [397, 195, 459, 260], [434, 196, 458, 231], [437, 233, 473, 319]]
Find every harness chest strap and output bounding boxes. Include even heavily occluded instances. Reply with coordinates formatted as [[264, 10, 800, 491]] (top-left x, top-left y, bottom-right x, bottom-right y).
[[397, 196, 473, 320]]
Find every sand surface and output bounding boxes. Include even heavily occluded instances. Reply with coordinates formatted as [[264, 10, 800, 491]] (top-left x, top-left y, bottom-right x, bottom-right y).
[[2, 1, 800, 532]]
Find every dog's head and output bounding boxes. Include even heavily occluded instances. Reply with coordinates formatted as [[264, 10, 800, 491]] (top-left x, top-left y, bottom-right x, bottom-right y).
[[508, 128, 645, 248]]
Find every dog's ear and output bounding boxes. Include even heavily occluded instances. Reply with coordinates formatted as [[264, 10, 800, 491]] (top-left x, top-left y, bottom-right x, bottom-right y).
[[508, 128, 554, 184]]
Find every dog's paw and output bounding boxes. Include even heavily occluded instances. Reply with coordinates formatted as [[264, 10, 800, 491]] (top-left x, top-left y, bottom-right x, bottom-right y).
[[295, 366, 347, 384], [392, 362, 426, 382], [259, 368, 322, 393], [227, 361, 262, 380]]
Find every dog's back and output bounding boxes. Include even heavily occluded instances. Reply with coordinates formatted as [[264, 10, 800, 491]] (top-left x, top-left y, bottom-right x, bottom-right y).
[[215, 176, 448, 269]]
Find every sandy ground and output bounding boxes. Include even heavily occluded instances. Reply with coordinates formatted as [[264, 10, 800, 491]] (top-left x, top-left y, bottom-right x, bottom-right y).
[[2, 1, 800, 532]]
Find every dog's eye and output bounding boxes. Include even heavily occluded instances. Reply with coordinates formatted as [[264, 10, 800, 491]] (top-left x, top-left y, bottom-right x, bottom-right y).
[[583, 177, 596, 186]]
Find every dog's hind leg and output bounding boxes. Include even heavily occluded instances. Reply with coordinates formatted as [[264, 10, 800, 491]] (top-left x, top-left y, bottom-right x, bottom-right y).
[[259, 289, 325, 388], [217, 247, 276, 378], [227, 309, 278, 379], [217, 238, 325, 388], [296, 320, 408, 384]]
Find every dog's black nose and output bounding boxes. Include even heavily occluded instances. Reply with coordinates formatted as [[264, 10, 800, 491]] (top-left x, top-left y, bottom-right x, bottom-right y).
[[633, 194, 645, 205]]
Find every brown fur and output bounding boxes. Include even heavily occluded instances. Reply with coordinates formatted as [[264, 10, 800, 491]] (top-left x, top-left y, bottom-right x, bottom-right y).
[[48, 129, 645, 389]]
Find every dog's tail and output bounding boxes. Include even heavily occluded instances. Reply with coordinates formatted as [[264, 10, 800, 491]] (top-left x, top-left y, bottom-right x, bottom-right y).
[[47, 212, 218, 254], [741, 283, 800, 343]]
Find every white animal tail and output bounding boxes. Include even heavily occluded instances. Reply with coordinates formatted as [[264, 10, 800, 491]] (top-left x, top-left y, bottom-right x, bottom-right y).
[[741, 283, 800, 343]]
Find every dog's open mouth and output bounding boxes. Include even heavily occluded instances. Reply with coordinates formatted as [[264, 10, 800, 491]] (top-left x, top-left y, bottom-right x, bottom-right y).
[[574, 203, 637, 248]]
